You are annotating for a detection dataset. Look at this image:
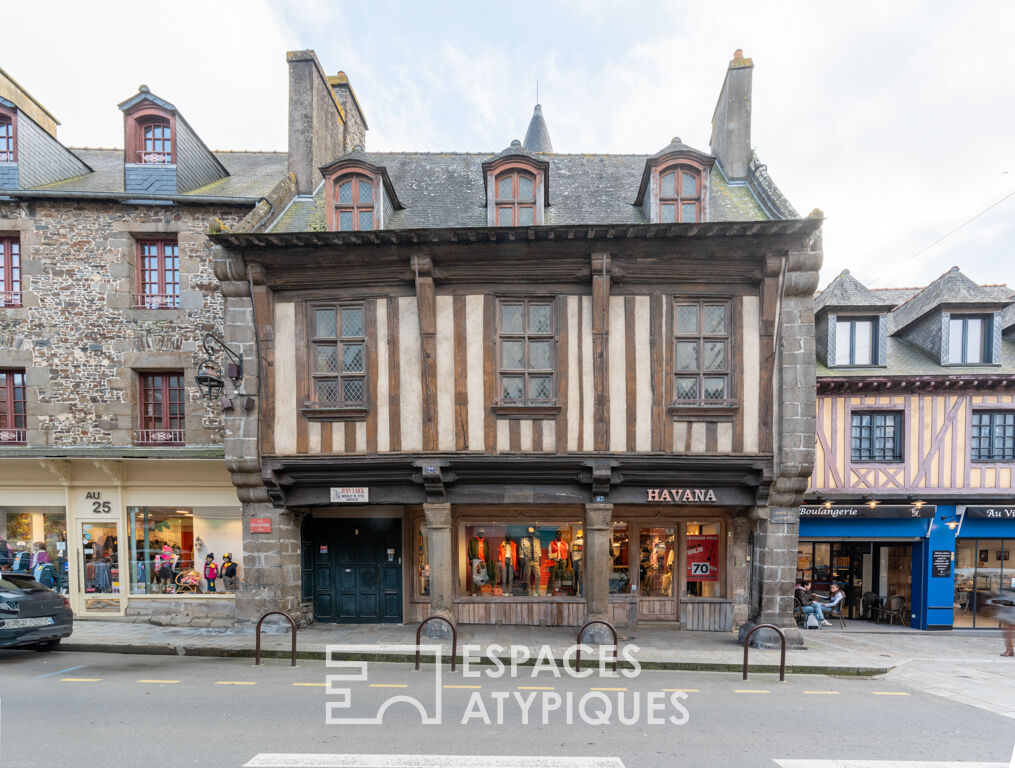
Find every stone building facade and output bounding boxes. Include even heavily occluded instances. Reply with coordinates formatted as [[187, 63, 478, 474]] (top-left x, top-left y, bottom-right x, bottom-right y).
[[0, 66, 285, 624], [212, 49, 822, 639]]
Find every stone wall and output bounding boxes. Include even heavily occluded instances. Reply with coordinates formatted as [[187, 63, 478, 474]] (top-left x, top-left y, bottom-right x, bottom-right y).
[[0, 198, 244, 448], [124, 598, 236, 627]]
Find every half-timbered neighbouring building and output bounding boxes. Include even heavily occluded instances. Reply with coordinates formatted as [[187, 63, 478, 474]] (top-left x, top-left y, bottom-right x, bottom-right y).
[[214, 50, 823, 636], [804, 267, 1015, 629]]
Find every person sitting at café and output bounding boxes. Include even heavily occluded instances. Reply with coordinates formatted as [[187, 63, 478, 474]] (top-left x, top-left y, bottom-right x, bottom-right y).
[[795, 580, 829, 626]]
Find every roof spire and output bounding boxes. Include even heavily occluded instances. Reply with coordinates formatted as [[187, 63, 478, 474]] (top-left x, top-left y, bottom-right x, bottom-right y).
[[523, 103, 553, 153]]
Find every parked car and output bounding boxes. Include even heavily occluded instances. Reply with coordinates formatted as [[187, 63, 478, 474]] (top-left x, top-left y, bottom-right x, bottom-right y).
[[0, 571, 73, 651]]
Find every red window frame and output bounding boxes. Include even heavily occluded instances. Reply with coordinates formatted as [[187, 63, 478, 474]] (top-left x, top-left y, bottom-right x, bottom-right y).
[[333, 174, 375, 231], [0, 369, 26, 444], [494, 170, 537, 226], [658, 165, 703, 223], [0, 114, 14, 163], [138, 371, 185, 445], [136, 240, 179, 309], [0, 236, 21, 307], [139, 119, 172, 164]]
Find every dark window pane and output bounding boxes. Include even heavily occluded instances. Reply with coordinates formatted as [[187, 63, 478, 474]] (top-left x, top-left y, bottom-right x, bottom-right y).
[[341, 307, 364, 337]]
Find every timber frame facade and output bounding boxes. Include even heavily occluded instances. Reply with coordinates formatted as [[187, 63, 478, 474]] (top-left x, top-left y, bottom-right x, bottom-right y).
[[212, 49, 823, 636]]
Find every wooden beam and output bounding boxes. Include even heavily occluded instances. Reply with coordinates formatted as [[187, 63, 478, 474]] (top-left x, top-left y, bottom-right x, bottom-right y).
[[413, 253, 439, 451], [591, 252, 611, 451]]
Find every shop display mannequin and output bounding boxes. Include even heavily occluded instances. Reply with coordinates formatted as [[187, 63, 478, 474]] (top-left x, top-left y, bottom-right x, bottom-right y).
[[203, 553, 219, 593], [572, 529, 584, 596], [519, 526, 542, 595], [467, 529, 492, 594], [548, 530, 569, 594], [661, 536, 675, 596], [221, 553, 239, 592], [499, 534, 518, 594]]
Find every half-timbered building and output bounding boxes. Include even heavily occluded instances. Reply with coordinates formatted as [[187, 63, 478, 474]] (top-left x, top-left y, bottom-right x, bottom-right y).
[[214, 50, 823, 635], [804, 267, 1015, 629]]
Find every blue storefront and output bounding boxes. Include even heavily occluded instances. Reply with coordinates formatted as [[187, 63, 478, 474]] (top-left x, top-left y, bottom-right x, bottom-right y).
[[798, 504, 1015, 630]]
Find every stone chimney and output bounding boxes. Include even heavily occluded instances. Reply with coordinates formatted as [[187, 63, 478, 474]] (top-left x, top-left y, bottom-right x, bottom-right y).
[[286, 50, 344, 195], [328, 71, 368, 153], [709, 49, 753, 181]]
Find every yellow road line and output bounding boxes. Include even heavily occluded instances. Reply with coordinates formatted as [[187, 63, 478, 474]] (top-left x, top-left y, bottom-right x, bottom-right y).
[[215, 681, 257, 686], [733, 689, 770, 694], [590, 687, 627, 691], [873, 691, 909, 696], [369, 684, 407, 688], [662, 688, 699, 693], [59, 678, 101, 682], [137, 679, 179, 684], [517, 686, 555, 690], [292, 682, 326, 687], [803, 691, 840, 695], [444, 685, 482, 689]]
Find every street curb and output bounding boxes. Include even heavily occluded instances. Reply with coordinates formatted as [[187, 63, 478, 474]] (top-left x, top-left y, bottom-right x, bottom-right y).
[[58, 642, 891, 677]]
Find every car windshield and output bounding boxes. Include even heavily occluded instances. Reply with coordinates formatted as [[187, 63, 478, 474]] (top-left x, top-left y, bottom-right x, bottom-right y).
[[0, 575, 48, 591]]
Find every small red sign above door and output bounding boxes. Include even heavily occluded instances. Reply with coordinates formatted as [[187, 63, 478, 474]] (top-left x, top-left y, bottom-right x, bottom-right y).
[[250, 517, 272, 533]]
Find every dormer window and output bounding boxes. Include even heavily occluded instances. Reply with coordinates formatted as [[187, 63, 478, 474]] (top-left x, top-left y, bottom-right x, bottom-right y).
[[835, 316, 877, 366], [948, 315, 991, 364], [495, 170, 536, 226], [659, 165, 702, 223], [0, 115, 14, 162], [139, 118, 172, 164], [334, 173, 374, 231]]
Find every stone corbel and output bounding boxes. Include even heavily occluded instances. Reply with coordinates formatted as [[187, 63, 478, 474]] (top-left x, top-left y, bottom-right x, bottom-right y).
[[412, 458, 454, 503], [93, 459, 125, 486], [39, 459, 71, 485]]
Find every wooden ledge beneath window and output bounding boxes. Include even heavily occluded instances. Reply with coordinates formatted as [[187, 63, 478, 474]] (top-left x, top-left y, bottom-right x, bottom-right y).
[[491, 403, 561, 419], [668, 403, 739, 419], [300, 404, 369, 422]]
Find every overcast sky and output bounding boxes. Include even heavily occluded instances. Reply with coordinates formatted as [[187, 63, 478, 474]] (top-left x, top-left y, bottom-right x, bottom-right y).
[[6, 1, 1014, 291]]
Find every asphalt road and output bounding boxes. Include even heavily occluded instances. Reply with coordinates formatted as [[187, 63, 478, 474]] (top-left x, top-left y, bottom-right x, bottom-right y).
[[0, 649, 1012, 768]]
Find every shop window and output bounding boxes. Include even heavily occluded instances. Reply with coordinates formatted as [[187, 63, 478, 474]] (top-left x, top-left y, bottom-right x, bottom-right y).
[[970, 410, 1015, 462], [948, 315, 991, 364], [137, 371, 185, 445], [851, 411, 903, 462], [685, 522, 721, 597], [658, 165, 702, 223], [0, 369, 26, 444], [954, 539, 1010, 629], [497, 299, 555, 405], [0, 236, 21, 307], [639, 527, 675, 597], [415, 521, 430, 599], [0, 506, 68, 590], [834, 316, 877, 366], [333, 173, 375, 231], [135, 240, 179, 309], [459, 522, 581, 597], [495, 170, 537, 226], [610, 523, 631, 594], [673, 299, 732, 405], [127, 507, 241, 595], [139, 118, 172, 164], [309, 303, 367, 407]]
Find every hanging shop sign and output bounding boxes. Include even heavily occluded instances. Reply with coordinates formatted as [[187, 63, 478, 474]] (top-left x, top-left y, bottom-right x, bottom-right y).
[[646, 488, 718, 503], [250, 517, 272, 533], [964, 506, 1015, 519], [686, 535, 719, 581], [799, 505, 935, 519], [330, 487, 369, 503]]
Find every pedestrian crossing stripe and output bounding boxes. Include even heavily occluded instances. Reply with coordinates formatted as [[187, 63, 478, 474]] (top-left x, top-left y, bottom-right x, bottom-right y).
[[59, 678, 102, 682]]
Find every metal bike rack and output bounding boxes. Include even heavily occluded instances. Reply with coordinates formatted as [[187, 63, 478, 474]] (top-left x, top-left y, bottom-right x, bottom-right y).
[[255, 610, 297, 667], [574, 618, 618, 673], [415, 615, 457, 672], [741, 623, 786, 681]]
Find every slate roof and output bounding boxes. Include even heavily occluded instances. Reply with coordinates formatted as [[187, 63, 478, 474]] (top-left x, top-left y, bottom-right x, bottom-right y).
[[891, 266, 1010, 331], [815, 269, 896, 313], [26, 148, 287, 199], [815, 270, 1015, 379], [522, 105, 553, 153], [269, 151, 770, 233]]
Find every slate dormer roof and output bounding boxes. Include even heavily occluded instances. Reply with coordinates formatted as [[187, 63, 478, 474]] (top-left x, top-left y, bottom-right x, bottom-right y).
[[633, 136, 716, 207], [890, 266, 1010, 332], [320, 150, 404, 210], [522, 105, 553, 153], [815, 269, 896, 314]]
